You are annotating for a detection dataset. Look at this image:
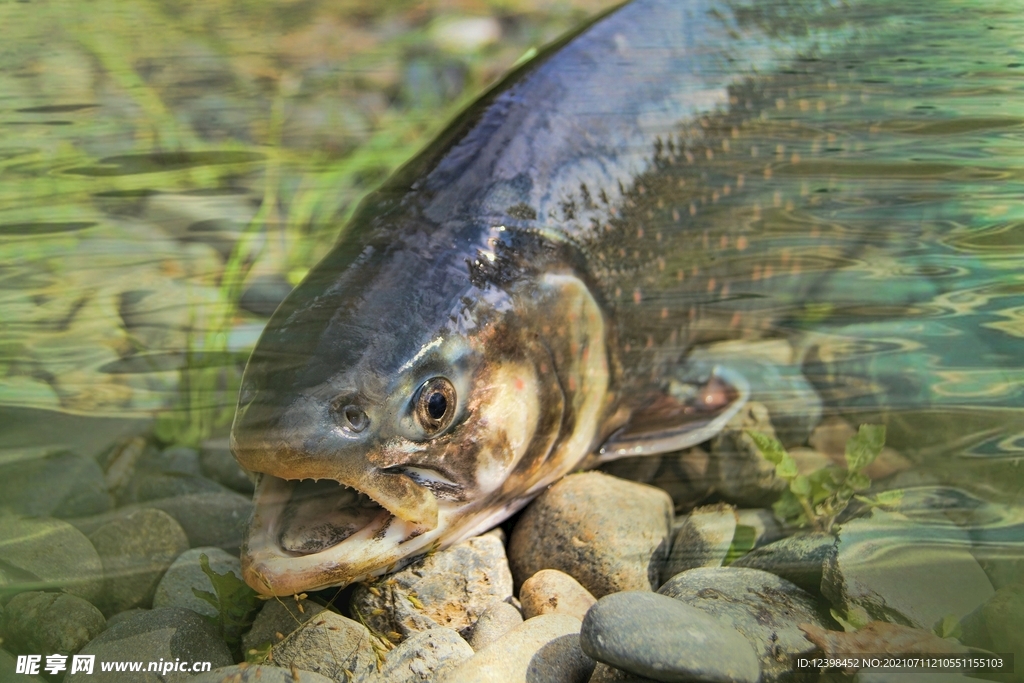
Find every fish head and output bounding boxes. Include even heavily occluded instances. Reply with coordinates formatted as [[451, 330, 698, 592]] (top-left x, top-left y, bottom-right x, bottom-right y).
[[231, 223, 608, 595]]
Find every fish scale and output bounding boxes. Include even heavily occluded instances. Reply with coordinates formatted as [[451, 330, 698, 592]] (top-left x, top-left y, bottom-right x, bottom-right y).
[[230, 0, 1022, 595]]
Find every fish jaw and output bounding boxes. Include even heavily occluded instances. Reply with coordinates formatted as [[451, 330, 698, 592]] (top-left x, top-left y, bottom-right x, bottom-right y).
[[231, 271, 611, 596]]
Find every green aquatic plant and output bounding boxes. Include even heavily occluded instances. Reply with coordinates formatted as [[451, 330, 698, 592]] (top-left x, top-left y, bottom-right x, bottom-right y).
[[193, 553, 262, 659], [747, 424, 900, 532]]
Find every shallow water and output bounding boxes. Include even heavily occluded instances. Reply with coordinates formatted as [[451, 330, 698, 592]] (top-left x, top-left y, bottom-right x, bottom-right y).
[[1, 0, 1023, 667]]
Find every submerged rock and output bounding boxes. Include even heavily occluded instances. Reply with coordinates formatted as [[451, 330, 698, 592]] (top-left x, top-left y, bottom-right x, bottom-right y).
[[661, 504, 737, 585], [0, 516, 104, 604], [709, 402, 787, 507], [581, 590, 758, 683], [508, 472, 672, 598], [822, 512, 993, 630], [0, 450, 113, 518], [88, 508, 189, 615], [1, 591, 106, 657], [65, 607, 232, 683], [152, 546, 242, 618], [731, 532, 836, 595], [958, 583, 1024, 681]]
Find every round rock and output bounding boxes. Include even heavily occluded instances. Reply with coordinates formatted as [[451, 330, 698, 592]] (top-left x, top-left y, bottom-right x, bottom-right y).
[[661, 504, 737, 585], [0, 516, 104, 604], [508, 472, 672, 598], [731, 532, 836, 595], [1, 591, 106, 656], [659, 567, 833, 683], [190, 665, 334, 683], [144, 491, 251, 551], [152, 546, 241, 617], [378, 627, 475, 683], [520, 569, 597, 621], [241, 595, 325, 653], [581, 591, 759, 683], [88, 508, 190, 615], [65, 607, 232, 683], [823, 512, 993, 629], [0, 450, 113, 518], [440, 613, 593, 683], [269, 610, 378, 682], [351, 533, 513, 638], [467, 600, 523, 651]]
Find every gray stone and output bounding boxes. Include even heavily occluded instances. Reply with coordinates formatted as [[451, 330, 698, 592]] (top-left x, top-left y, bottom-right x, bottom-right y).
[[240, 274, 293, 317], [241, 596, 326, 653], [581, 591, 758, 683], [190, 665, 334, 683], [65, 607, 232, 683], [152, 547, 241, 618], [600, 449, 714, 517], [146, 492, 250, 551], [731, 532, 836, 595], [0, 591, 105, 656], [67, 490, 251, 551], [199, 437, 255, 494], [0, 450, 113, 518], [0, 648, 46, 682], [661, 504, 737, 585], [958, 583, 1024, 682], [440, 613, 593, 683], [709, 402, 788, 507], [143, 445, 202, 476], [377, 627, 474, 683], [269, 610, 378, 683], [520, 569, 597, 621], [467, 601, 523, 651], [508, 472, 673, 599], [105, 608, 149, 629], [0, 516, 104, 604], [659, 567, 832, 683], [351, 534, 513, 638], [117, 471, 229, 505], [735, 508, 785, 548], [88, 508, 190, 615], [589, 662, 661, 682], [823, 512, 994, 630]]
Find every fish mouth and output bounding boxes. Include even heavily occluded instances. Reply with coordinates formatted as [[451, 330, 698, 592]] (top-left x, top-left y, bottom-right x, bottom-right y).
[[241, 469, 462, 596]]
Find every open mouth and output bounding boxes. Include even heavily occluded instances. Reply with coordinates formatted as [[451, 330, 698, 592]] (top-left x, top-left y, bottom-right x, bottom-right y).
[[276, 479, 390, 555], [241, 466, 474, 595]]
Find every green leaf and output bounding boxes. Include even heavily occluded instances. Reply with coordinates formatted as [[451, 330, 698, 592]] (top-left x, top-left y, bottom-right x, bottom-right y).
[[195, 552, 261, 659], [846, 471, 871, 492], [746, 430, 787, 465], [844, 424, 886, 472], [775, 456, 798, 480], [830, 605, 870, 632], [723, 524, 757, 566], [790, 474, 811, 497], [855, 489, 905, 510], [772, 491, 806, 525], [933, 613, 963, 640]]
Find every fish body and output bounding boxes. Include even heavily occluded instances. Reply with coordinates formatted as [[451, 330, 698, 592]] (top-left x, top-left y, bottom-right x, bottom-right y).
[[231, 0, 842, 595]]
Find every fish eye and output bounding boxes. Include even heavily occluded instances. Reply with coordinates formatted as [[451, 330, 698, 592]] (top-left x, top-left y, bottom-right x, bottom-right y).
[[415, 377, 456, 435]]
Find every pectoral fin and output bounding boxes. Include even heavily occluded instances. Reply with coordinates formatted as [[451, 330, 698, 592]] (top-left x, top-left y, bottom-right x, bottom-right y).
[[597, 365, 749, 461]]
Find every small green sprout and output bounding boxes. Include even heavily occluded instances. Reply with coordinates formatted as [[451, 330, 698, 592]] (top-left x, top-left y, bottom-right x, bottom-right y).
[[747, 424, 900, 532], [193, 553, 262, 659]]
